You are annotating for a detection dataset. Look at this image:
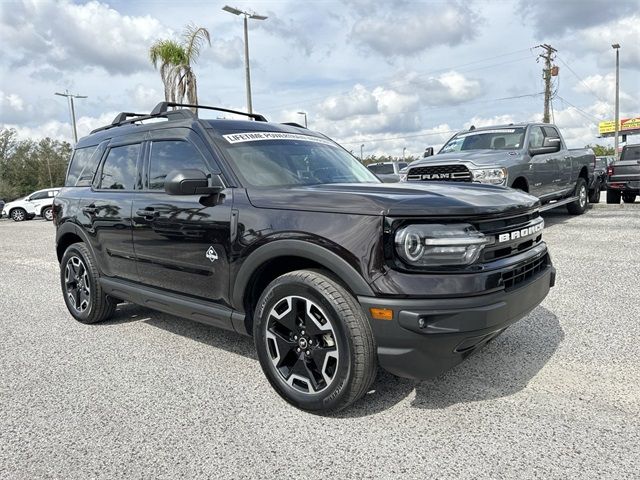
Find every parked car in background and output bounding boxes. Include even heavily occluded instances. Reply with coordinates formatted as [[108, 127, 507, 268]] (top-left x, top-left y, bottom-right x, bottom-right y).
[[2, 188, 60, 221], [402, 123, 595, 215], [607, 144, 640, 204], [366, 161, 408, 182], [590, 156, 613, 203]]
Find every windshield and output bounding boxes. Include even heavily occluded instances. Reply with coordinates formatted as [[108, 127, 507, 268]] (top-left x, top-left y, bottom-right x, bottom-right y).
[[441, 128, 526, 153], [217, 132, 380, 187]]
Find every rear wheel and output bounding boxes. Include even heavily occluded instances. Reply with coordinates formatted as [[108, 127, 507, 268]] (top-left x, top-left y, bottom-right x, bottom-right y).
[[42, 206, 53, 221], [254, 270, 377, 413], [567, 178, 588, 215], [606, 190, 621, 204], [60, 243, 117, 324], [622, 193, 637, 204], [10, 208, 27, 222]]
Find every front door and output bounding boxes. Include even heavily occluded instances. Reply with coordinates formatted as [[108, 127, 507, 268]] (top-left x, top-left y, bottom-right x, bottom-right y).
[[528, 126, 560, 198], [131, 129, 233, 307]]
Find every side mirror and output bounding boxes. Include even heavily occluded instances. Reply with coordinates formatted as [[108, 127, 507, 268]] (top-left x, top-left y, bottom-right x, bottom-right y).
[[164, 169, 224, 195], [423, 147, 434, 158], [529, 137, 561, 156]]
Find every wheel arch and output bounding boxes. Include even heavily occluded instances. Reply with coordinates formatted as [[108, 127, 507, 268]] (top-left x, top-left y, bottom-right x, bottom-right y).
[[510, 176, 529, 192], [56, 222, 96, 264], [232, 240, 374, 335]]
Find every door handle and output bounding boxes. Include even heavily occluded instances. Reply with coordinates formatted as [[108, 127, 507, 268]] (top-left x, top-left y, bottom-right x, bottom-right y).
[[82, 204, 96, 214], [136, 208, 159, 219]]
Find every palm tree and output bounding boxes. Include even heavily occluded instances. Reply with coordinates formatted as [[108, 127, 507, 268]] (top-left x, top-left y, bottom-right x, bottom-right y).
[[149, 24, 211, 110]]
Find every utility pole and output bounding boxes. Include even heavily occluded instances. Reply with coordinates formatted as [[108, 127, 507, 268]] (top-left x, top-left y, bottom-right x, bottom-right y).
[[54, 90, 87, 144], [612, 43, 621, 160], [537, 44, 557, 123]]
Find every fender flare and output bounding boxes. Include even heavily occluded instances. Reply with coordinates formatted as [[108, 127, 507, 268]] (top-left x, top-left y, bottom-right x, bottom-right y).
[[56, 221, 99, 266], [231, 239, 375, 309]]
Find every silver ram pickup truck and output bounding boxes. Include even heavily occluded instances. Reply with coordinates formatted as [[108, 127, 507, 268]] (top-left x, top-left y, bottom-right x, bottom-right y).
[[402, 123, 595, 214]]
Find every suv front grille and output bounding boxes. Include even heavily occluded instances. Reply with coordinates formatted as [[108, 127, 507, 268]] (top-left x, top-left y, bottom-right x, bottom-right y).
[[476, 212, 544, 262], [407, 164, 471, 182], [501, 254, 548, 290]]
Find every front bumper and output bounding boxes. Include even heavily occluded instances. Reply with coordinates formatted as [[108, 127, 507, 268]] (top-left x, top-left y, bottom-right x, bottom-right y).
[[358, 263, 555, 380]]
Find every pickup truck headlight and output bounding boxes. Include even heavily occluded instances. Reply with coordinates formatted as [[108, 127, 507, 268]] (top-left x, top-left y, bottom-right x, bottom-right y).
[[398, 168, 408, 182], [395, 224, 490, 267], [471, 167, 507, 185]]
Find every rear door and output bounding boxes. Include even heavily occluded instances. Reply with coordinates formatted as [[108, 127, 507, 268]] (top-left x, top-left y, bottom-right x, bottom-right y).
[[76, 138, 143, 281], [131, 128, 233, 310]]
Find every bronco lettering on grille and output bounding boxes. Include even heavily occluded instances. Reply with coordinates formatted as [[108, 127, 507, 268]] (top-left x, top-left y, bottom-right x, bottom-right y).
[[497, 222, 544, 243]]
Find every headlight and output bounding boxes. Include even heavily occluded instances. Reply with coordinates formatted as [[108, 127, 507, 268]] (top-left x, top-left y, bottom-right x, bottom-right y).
[[471, 167, 507, 185], [395, 224, 490, 267], [399, 168, 408, 182]]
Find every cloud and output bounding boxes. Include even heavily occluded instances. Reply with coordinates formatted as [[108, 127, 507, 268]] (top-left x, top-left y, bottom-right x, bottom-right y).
[[398, 71, 483, 106], [256, 12, 314, 56], [573, 73, 639, 111], [319, 84, 379, 120], [0, 0, 168, 75], [577, 15, 640, 70], [520, 0, 637, 38], [0, 91, 30, 123], [127, 84, 161, 112], [207, 37, 244, 69], [351, 2, 482, 56], [1, 112, 117, 142]]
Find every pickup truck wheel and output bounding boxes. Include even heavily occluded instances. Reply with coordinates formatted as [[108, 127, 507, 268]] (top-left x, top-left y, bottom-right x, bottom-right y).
[[10, 208, 27, 222], [42, 207, 53, 221], [606, 190, 621, 204], [622, 193, 637, 204], [254, 270, 377, 414], [60, 243, 117, 324], [566, 178, 588, 215], [588, 182, 601, 203]]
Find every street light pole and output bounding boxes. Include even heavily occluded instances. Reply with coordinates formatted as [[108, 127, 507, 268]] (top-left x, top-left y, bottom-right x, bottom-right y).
[[360, 144, 364, 162], [297, 111, 308, 128], [54, 90, 87, 144], [223, 5, 267, 115], [612, 43, 621, 160], [402, 147, 406, 160]]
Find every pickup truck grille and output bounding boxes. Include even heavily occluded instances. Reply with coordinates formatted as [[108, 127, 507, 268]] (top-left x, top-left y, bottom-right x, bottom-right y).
[[501, 254, 548, 290], [407, 164, 471, 182]]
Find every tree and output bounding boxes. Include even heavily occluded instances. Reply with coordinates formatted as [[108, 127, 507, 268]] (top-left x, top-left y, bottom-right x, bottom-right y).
[[149, 24, 211, 111], [585, 144, 615, 156]]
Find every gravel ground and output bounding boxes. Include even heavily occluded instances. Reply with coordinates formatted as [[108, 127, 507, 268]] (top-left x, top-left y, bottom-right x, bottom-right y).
[[1, 200, 639, 479]]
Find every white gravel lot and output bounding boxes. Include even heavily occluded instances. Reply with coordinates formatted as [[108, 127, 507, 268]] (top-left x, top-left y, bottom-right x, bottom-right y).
[[1, 200, 639, 479]]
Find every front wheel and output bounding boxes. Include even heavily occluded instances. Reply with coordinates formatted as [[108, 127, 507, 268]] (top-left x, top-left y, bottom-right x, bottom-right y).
[[622, 193, 637, 204], [11, 208, 27, 222], [566, 178, 588, 215], [254, 270, 377, 413]]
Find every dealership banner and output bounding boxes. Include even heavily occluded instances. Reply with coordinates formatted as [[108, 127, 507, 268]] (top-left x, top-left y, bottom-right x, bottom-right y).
[[598, 117, 640, 135]]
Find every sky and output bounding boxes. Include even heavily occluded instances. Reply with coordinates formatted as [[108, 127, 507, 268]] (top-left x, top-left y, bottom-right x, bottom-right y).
[[0, 0, 639, 157]]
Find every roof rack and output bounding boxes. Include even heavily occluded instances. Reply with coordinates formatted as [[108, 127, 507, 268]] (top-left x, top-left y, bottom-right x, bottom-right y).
[[90, 101, 267, 135], [281, 122, 306, 129], [151, 102, 268, 122]]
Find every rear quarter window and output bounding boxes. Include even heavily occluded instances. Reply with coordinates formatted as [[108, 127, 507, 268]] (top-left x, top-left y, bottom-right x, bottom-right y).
[[66, 146, 99, 186], [621, 146, 640, 161]]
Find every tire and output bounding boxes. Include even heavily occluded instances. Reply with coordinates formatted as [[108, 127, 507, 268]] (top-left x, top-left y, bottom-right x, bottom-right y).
[[254, 270, 377, 413], [606, 190, 621, 204], [10, 208, 27, 222], [588, 182, 601, 203], [566, 177, 588, 215], [60, 243, 117, 324], [42, 206, 53, 221], [622, 193, 637, 204]]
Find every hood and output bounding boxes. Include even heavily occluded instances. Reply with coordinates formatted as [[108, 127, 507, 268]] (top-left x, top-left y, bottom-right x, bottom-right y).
[[4, 197, 25, 208], [410, 149, 523, 168], [247, 182, 539, 217]]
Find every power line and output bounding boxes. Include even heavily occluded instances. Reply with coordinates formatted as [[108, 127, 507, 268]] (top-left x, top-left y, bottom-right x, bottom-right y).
[[555, 55, 609, 104], [555, 95, 602, 124]]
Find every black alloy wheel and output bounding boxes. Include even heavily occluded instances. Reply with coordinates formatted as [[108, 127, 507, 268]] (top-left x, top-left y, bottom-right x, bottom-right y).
[[254, 270, 377, 413]]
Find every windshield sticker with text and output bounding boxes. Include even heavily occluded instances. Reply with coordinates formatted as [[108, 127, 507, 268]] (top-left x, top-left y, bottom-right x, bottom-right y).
[[223, 132, 336, 146]]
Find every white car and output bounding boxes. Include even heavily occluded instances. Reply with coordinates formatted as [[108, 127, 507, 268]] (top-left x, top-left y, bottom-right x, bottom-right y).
[[2, 188, 60, 222]]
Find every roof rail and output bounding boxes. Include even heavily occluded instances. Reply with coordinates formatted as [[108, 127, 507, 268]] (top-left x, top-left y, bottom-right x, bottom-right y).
[[281, 122, 306, 129], [90, 109, 194, 134], [111, 112, 147, 125], [151, 102, 268, 122]]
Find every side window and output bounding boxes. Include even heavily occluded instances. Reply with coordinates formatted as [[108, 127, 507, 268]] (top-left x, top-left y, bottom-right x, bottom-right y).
[[66, 146, 98, 186], [148, 140, 209, 190], [529, 127, 544, 148], [99, 144, 140, 190], [543, 126, 560, 138], [29, 191, 49, 200]]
